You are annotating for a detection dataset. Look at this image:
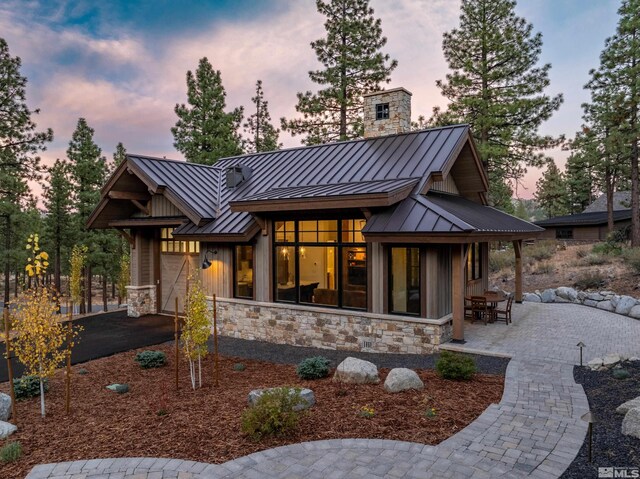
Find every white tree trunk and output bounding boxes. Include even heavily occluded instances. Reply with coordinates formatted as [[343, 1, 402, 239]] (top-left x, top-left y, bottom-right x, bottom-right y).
[[189, 360, 196, 390], [198, 355, 202, 388], [39, 364, 45, 418]]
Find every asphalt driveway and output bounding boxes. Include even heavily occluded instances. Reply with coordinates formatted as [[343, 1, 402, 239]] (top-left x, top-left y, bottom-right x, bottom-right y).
[[0, 310, 174, 382]]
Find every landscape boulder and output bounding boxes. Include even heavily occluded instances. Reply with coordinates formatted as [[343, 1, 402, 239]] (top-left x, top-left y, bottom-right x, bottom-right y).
[[248, 387, 315, 411], [540, 289, 557, 303], [587, 292, 605, 302], [383, 368, 424, 393], [333, 357, 380, 384], [523, 293, 541, 303], [629, 306, 640, 320], [556, 287, 578, 302], [0, 392, 11, 422], [622, 407, 640, 439], [587, 358, 603, 370], [602, 354, 621, 368], [596, 301, 614, 312], [616, 398, 640, 415], [616, 296, 638, 316], [106, 383, 129, 394], [0, 421, 16, 439]]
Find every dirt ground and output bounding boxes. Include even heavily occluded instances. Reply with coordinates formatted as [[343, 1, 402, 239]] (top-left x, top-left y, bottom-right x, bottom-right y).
[[0, 343, 504, 479], [490, 242, 639, 297]]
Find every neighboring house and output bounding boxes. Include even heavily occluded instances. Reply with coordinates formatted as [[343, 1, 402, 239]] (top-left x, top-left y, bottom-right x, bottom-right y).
[[536, 192, 632, 241], [88, 87, 541, 351]]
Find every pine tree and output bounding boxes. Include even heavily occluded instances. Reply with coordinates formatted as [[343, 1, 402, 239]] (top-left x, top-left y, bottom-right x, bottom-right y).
[[564, 151, 595, 214], [534, 162, 569, 218], [113, 142, 127, 167], [436, 0, 563, 211], [0, 38, 53, 305], [172, 57, 243, 165], [513, 199, 528, 220], [43, 159, 73, 294], [67, 118, 108, 313], [587, 0, 640, 245], [281, 0, 397, 144], [243, 80, 281, 153]]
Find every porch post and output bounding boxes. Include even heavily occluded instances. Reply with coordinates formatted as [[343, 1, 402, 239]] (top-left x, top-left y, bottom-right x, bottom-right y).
[[451, 244, 467, 342], [513, 239, 523, 303]]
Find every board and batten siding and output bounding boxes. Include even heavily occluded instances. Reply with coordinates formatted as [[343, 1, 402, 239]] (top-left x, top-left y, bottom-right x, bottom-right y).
[[132, 230, 153, 285], [465, 242, 489, 297], [254, 230, 271, 302], [151, 195, 183, 217], [430, 175, 459, 195], [201, 243, 233, 298], [369, 242, 385, 314], [425, 245, 452, 319]]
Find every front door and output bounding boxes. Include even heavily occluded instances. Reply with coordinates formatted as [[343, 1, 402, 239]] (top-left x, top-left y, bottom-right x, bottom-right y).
[[160, 253, 198, 314]]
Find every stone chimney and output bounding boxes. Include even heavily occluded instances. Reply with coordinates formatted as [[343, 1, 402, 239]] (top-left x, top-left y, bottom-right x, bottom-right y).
[[363, 87, 412, 138]]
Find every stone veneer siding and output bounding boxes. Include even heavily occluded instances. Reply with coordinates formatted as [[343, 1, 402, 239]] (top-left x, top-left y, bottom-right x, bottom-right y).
[[209, 297, 452, 354], [126, 285, 157, 318], [363, 87, 412, 138]]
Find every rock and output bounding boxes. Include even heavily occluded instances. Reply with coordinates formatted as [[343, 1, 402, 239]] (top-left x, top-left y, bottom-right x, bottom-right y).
[[0, 393, 11, 422], [556, 287, 578, 302], [583, 299, 598, 308], [106, 383, 129, 394], [587, 292, 605, 301], [0, 421, 17, 439], [577, 291, 588, 302], [617, 397, 640, 414], [601, 290, 616, 297], [610, 295, 621, 308], [384, 368, 424, 393], [622, 407, 640, 439], [602, 354, 621, 368], [615, 296, 637, 315], [78, 368, 89, 375], [597, 301, 614, 312], [630, 357, 640, 362], [587, 358, 603, 370], [523, 293, 541, 303], [630, 306, 640, 319], [248, 387, 315, 411], [540, 289, 557, 303], [333, 357, 380, 384]]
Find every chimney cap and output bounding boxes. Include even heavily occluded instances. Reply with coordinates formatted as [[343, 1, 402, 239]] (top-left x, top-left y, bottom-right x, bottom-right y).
[[363, 87, 412, 98]]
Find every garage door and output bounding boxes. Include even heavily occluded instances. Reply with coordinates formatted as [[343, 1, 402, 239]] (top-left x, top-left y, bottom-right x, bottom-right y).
[[160, 254, 199, 314]]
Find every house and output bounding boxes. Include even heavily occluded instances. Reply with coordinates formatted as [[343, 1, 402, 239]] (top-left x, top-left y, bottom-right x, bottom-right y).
[[535, 192, 632, 241], [88, 87, 542, 352]]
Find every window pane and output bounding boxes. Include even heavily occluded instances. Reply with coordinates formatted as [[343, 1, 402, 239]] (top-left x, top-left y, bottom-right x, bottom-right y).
[[299, 230, 317, 243], [342, 246, 367, 309], [275, 221, 295, 242], [390, 247, 420, 315], [276, 246, 296, 302], [235, 245, 254, 299], [299, 246, 337, 306]]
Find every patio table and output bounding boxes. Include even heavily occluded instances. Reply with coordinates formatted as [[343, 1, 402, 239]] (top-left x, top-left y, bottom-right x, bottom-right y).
[[482, 292, 507, 322]]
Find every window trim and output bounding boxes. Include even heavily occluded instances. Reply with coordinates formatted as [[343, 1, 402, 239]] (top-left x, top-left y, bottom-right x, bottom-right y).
[[160, 228, 200, 255], [273, 218, 367, 310], [556, 228, 573, 240], [388, 245, 422, 317], [233, 244, 255, 300], [376, 102, 390, 120]]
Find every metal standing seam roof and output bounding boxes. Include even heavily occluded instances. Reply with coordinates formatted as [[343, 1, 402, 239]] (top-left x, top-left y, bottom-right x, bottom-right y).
[[534, 209, 632, 227], [363, 192, 543, 235]]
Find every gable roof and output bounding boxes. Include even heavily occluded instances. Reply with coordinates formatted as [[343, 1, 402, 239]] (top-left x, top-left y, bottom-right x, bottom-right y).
[[583, 191, 631, 213], [89, 123, 541, 241], [535, 209, 632, 227]]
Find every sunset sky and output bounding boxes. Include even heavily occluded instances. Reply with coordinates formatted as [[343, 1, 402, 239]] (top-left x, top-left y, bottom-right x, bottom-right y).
[[2, 0, 622, 199]]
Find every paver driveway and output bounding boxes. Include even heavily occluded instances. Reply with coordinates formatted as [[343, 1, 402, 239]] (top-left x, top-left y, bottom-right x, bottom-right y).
[[26, 302, 640, 479]]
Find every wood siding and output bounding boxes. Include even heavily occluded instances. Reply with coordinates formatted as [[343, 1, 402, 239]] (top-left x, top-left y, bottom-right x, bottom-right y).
[[132, 230, 153, 285], [254, 230, 271, 302], [425, 245, 452, 319], [151, 195, 183, 217], [430, 175, 459, 195], [201, 243, 233, 299], [369, 242, 385, 314], [159, 253, 198, 313], [465, 242, 489, 296]]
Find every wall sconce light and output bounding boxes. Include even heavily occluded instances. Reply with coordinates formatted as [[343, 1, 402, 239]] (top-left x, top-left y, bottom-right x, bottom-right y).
[[202, 249, 218, 269]]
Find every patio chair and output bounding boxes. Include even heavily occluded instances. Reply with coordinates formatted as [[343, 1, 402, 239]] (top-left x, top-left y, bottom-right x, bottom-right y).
[[469, 296, 491, 325], [493, 293, 514, 324], [464, 297, 474, 320]]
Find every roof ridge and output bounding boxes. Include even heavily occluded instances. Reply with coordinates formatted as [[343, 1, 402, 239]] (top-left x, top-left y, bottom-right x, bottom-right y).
[[128, 154, 224, 171]]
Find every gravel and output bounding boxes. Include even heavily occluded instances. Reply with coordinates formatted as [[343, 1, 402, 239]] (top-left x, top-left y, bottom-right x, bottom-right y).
[[213, 336, 509, 375], [561, 361, 640, 479]]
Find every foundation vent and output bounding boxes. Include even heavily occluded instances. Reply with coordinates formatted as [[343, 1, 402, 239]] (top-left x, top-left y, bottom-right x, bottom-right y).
[[360, 339, 373, 350]]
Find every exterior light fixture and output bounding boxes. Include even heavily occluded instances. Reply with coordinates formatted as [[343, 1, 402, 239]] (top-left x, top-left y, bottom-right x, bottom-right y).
[[581, 411, 596, 463], [577, 341, 586, 366], [202, 249, 218, 270]]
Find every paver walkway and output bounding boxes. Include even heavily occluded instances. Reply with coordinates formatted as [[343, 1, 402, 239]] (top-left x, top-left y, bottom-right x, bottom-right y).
[[26, 302, 640, 479]]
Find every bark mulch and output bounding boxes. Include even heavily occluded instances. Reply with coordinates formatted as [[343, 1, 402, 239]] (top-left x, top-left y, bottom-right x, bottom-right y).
[[561, 361, 640, 479], [0, 343, 504, 479]]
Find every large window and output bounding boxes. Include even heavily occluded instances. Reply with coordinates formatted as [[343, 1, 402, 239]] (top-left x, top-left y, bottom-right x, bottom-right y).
[[160, 228, 199, 254], [234, 245, 254, 299], [274, 219, 367, 309], [556, 228, 573, 239], [389, 247, 421, 315], [466, 243, 482, 282]]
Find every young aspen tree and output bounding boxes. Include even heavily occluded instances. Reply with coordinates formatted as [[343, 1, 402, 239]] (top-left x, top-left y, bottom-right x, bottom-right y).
[[116, 253, 130, 306], [182, 274, 210, 389], [11, 234, 80, 417], [69, 245, 87, 314]]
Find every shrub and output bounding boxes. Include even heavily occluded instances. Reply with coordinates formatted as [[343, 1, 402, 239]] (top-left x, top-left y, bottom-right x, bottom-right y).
[[613, 369, 630, 380], [0, 442, 22, 463], [134, 350, 167, 369], [524, 240, 556, 262], [573, 271, 607, 290], [623, 248, 640, 275], [533, 262, 554, 275], [14, 375, 48, 400], [592, 242, 622, 257], [576, 248, 589, 259], [233, 363, 246, 371], [241, 387, 302, 439], [435, 351, 476, 381], [296, 356, 331, 380], [583, 254, 608, 266], [489, 249, 514, 273]]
